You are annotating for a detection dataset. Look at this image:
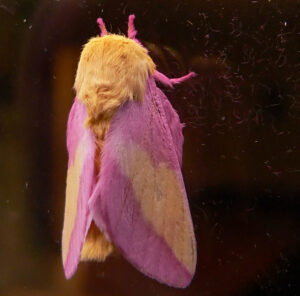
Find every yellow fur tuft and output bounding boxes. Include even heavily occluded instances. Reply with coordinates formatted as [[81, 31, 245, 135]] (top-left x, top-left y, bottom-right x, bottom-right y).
[[75, 34, 155, 129], [81, 222, 114, 261]]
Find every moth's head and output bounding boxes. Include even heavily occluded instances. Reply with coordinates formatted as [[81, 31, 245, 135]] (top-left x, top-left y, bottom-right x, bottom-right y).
[[75, 15, 155, 109]]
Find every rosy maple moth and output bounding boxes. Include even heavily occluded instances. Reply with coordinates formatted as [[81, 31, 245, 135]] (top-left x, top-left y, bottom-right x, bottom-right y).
[[62, 14, 197, 288]]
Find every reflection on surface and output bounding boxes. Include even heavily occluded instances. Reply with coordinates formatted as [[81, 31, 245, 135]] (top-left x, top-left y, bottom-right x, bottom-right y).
[[0, 0, 299, 295]]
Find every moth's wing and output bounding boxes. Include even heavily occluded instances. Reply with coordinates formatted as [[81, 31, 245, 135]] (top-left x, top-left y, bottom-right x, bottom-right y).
[[159, 87, 184, 167], [89, 78, 197, 288], [62, 98, 96, 278]]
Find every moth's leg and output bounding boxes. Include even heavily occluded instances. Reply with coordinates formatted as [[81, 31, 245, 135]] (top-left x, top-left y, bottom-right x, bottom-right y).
[[153, 70, 196, 88]]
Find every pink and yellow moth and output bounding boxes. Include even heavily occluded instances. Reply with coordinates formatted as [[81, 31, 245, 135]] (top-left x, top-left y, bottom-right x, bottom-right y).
[[62, 14, 197, 288]]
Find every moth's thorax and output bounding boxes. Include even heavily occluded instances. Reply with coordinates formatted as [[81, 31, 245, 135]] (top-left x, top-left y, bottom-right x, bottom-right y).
[[74, 34, 155, 128]]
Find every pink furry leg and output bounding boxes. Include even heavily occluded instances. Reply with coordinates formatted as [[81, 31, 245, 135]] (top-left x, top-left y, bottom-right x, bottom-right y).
[[154, 70, 196, 88]]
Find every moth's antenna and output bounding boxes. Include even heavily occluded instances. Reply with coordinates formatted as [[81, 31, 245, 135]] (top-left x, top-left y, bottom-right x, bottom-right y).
[[128, 14, 137, 39], [97, 18, 108, 36]]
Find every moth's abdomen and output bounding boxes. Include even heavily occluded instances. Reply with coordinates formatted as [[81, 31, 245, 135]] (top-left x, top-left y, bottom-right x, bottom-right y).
[[81, 221, 114, 262]]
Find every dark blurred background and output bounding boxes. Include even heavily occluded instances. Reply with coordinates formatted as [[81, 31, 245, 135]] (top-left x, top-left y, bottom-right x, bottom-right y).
[[0, 0, 299, 295]]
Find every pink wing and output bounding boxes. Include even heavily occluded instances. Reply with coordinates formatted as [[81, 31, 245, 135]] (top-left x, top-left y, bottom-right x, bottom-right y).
[[62, 98, 96, 278], [89, 77, 197, 288]]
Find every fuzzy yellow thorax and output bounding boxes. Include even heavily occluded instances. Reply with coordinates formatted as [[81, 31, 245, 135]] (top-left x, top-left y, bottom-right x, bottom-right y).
[[74, 34, 155, 126]]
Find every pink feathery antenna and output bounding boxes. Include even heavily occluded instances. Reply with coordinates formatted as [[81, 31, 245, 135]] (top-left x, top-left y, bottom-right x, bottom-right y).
[[127, 14, 143, 46], [97, 17, 108, 36], [127, 14, 137, 39], [97, 14, 138, 39]]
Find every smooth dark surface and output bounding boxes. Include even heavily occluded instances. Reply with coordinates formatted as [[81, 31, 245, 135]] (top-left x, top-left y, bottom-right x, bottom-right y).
[[0, 0, 299, 295]]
